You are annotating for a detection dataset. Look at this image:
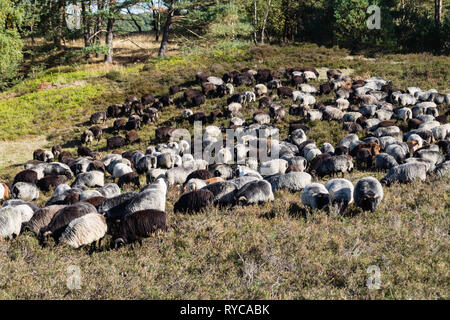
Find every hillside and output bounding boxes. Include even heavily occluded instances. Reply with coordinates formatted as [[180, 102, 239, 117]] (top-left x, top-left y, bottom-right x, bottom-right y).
[[0, 41, 449, 299]]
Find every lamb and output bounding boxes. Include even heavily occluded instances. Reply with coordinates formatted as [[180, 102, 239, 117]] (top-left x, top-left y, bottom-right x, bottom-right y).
[[39, 202, 98, 242], [325, 178, 354, 213], [265, 172, 312, 192], [375, 153, 399, 172], [380, 162, 428, 186], [174, 189, 214, 213], [301, 183, 330, 210], [11, 182, 39, 201], [37, 175, 68, 192], [0, 207, 22, 239], [59, 213, 107, 249], [112, 209, 167, 248], [354, 177, 384, 212], [90, 111, 107, 125], [22, 205, 66, 235], [234, 180, 274, 206]]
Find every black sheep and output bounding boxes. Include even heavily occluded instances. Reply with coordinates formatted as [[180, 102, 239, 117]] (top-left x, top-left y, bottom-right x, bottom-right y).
[[277, 86, 293, 98], [78, 146, 93, 157], [141, 94, 155, 106], [173, 189, 214, 214], [188, 112, 207, 124], [118, 172, 140, 189], [13, 169, 38, 185], [107, 136, 126, 149], [37, 175, 68, 192], [125, 118, 141, 131], [155, 126, 175, 142], [169, 85, 180, 95], [90, 111, 107, 125], [98, 192, 138, 219], [112, 210, 167, 248], [52, 145, 62, 158], [319, 83, 332, 95], [89, 125, 103, 140], [185, 169, 212, 182], [107, 104, 122, 118]]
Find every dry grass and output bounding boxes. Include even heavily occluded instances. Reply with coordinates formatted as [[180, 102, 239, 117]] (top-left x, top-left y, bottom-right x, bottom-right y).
[[0, 41, 449, 300]]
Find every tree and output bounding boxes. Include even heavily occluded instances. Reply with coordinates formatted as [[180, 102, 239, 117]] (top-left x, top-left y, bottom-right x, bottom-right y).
[[0, 0, 24, 89], [158, 0, 176, 57]]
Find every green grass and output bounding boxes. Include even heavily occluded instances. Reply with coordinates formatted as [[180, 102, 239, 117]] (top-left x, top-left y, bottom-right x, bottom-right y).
[[0, 42, 449, 299]]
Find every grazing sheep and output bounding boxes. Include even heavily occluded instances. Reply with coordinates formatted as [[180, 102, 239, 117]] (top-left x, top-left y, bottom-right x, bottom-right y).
[[266, 172, 312, 192], [73, 171, 105, 189], [107, 136, 126, 149], [11, 182, 39, 201], [13, 169, 38, 185], [112, 209, 167, 248], [375, 153, 399, 172], [434, 160, 450, 177], [354, 177, 384, 212], [40, 202, 97, 242], [118, 172, 140, 189], [259, 159, 288, 177], [306, 109, 323, 121], [0, 207, 22, 239], [22, 205, 66, 235], [90, 111, 107, 125], [97, 183, 121, 199], [322, 106, 343, 121], [112, 163, 133, 179], [381, 162, 428, 186], [313, 155, 354, 178], [174, 189, 214, 214], [33, 149, 54, 162], [81, 130, 94, 145], [202, 181, 237, 205], [301, 183, 330, 210], [356, 148, 373, 169], [325, 178, 354, 213], [277, 86, 293, 98], [415, 149, 445, 166], [254, 84, 268, 97], [98, 192, 137, 219], [59, 213, 107, 249], [126, 179, 167, 214], [125, 130, 141, 145], [234, 180, 274, 206], [37, 175, 68, 192], [385, 144, 407, 163]]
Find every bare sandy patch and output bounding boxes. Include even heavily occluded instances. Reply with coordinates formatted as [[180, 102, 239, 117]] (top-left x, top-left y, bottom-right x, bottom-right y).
[[0, 136, 49, 170]]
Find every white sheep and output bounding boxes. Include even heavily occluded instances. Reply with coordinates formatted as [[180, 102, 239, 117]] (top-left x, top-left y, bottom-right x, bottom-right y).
[[0, 207, 22, 239], [11, 182, 39, 201], [301, 183, 330, 210], [325, 178, 354, 213], [112, 163, 133, 179], [59, 213, 107, 249]]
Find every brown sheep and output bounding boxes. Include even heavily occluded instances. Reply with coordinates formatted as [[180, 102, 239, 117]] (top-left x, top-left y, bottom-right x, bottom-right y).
[[107, 136, 127, 149], [126, 130, 141, 145], [141, 94, 155, 106], [277, 86, 293, 98], [37, 175, 68, 192], [118, 172, 140, 189]]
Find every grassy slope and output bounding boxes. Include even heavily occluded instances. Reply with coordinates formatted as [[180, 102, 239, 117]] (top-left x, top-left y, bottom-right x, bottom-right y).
[[0, 42, 449, 299]]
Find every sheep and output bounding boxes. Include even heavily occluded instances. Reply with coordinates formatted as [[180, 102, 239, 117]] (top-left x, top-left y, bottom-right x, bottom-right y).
[[97, 183, 121, 199], [117, 172, 140, 189], [259, 159, 288, 177], [244, 91, 257, 103], [253, 112, 271, 125], [39, 202, 98, 242], [301, 183, 330, 210], [81, 130, 94, 145], [289, 129, 307, 147], [90, 111, 107, 125], [376, 109, 393, 121], [112, 163, 133, 179], [0, 207, 22, 239], [415, 149, 445, 166], [254, 84, 268, 97], [174, 189, 214, 214], [126, 130, 141, 144], [13, 169, 38, 185], [107, 136, 126, 149], [11, 182, 39, 201], [381, 162, 428, 186], [33, 149, 54, 162], [434, 161, 450, 177], [0, 183, 10, 201], [322, 106, 343, 121], [112, 209, 167, 248], [98, 192, 137, 219], [125, 118, 141, 131], [339, 134, 359, 149], [22, 205, 66, 235], [234, 180, 274, 206], [305, 148, 322, 162], [325, 178, 354, 213], [313, 155, 354, 178], [266, 172, 312, 192], [375, 153, 399, 172], [202, 181, 237, 205], [125, 179, 167, 214], [58, 213, 107, 249], [277, 86, 293, 98], [37, 175, 68, 192], [226, 102, 243, 116], [306, 109, 323, 121], [431, 124, 450, 141], [343, 122, 363, 133], [385, 143, 407, 163], [373, 126, 401, 138], [354, 177, 384, 212]]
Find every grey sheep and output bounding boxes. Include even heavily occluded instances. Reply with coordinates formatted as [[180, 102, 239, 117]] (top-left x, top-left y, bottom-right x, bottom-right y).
[[11, 182, 39, 201], [98, 192, 138, 220], [59, 213, 107, 249], [301, 183, 330, 210], [354, 177, 383, 212], [72, 171, 105, 188], [325, 178, 354, 213], [381, 162, 428, 186], [97, 183, 121, 199], [375, 153, 399, 172], [234, 180, 274, 206], [0, 207, 22, 239], [23, 205, 66, 235], [202, 181, 237, 205], [265, 172, 312, 192]]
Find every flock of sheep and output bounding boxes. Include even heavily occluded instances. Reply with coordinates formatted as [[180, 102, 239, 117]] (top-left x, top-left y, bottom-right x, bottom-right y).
[[0, 65, 449, 250]]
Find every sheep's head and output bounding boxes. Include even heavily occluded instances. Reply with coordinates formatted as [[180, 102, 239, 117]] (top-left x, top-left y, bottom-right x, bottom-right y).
[[316, 193, 330, 210], [112, 237, 126, 250], [237, 196, 247, 206], [359, 192, 380, 212]]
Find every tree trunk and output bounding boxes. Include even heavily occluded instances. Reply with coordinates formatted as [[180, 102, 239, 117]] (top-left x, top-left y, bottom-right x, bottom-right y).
[[95, 0, 105, 57], [253, 0, 258, 44], [158, 1, 175, 57], [282, 0, 290, 43], [82, 1, 90, 47], [261, 0, 271, 44], [55, 0, 64, 49], [155, 0, 161, 42], [435, 0, 442, 28], [105, 17, 115, 63]]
